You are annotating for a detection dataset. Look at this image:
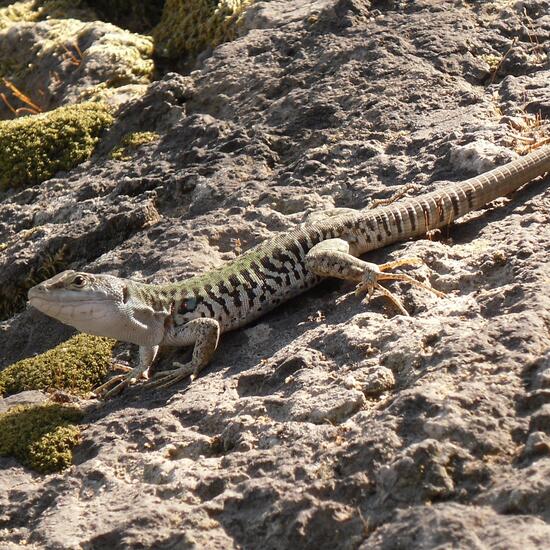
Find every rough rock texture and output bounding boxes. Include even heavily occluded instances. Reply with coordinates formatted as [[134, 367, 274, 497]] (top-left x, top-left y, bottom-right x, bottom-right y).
[[1, 0, 550, 548]]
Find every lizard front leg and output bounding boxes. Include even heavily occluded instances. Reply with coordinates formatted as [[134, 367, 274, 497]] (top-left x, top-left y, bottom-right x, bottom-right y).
[[94, 345, 159, 399], [146, 317, 220, 390], [305, 238, 443, 315]]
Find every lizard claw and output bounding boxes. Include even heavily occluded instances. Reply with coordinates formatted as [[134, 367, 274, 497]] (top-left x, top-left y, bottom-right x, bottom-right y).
[[145, 362, 195, 390], [93, 368, 150, 399], [355, 257, 444, 315], [92, 374, 130, 399]]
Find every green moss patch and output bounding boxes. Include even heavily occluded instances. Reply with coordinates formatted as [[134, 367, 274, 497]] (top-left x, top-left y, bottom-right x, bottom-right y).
[[0, 334, 115, 396], [0, 403, 83, 472], [110, 130, 159, 160], [153, 0, 253, 58], [0, 102, 114, 190]]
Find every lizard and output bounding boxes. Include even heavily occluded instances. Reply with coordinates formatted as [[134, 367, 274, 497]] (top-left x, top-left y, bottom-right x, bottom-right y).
[[27, 146, 550, 398]]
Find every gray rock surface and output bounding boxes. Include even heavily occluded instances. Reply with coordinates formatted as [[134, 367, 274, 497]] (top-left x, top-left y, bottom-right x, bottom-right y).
[[1, 0, 550, 548]]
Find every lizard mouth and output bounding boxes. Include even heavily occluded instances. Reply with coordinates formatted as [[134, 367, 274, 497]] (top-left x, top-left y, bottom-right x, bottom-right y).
[[28, 287, 112, 303], [28, 291, 113, 315], [28, 294, 113, 321], [29, 295, 110, 305]]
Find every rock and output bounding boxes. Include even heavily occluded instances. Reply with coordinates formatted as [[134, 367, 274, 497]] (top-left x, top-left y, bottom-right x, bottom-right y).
[[0, 3, 154, 118], [0, 389, 48, 413], [0, 0, 549, 548]]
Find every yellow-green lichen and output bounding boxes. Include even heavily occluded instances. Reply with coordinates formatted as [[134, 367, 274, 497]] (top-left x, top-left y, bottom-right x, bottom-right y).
[[153, 0, 253, 58], [0, 334, 115, 396], [480, 53, 501, 71], [81, 24, 154, 86], [110, 130, 160, 160], [0, 403, 83, 473], [0, 0, 93, 31], [77, 82, 149, 105], [0, 1, 36, 31], [0, 227, 39, 255], [0, 101, 114, 190]]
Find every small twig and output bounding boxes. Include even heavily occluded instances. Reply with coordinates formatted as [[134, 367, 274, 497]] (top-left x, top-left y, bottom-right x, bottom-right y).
[[2, 78, 42, 114], [369, 183, 419, 210], [522, 8, 545, 63], [61, 42, 82, 66], [490, 37, 517, 84], [15, 107, 40, 116], [0, 92, 16, 114]]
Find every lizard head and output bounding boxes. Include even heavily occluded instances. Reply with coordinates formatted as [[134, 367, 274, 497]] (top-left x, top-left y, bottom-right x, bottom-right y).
[[28, 270, 127, 335]]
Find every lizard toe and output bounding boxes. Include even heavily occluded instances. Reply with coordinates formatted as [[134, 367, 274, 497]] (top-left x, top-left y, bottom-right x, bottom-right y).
[[146, 362, 195, 389], [93, 374, 128, 397]]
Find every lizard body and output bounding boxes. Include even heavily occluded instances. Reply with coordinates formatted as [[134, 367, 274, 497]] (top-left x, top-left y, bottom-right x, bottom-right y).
[[28, 147, 550, 396]]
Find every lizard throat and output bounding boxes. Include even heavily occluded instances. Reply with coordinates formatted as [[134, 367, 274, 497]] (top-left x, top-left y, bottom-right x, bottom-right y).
[[29, 295, 114, 322]]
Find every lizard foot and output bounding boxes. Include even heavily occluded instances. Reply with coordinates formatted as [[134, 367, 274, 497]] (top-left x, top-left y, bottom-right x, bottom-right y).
[[93, 347, 159, 398], [93, 369, 149, 399], [146, 361, 196, 390], [355, 257, 444, 315]]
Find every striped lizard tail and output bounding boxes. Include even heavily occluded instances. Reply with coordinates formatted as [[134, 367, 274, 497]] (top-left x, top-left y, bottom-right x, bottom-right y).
[[351, 146, 550, 250], [441, 146, 550, 217]]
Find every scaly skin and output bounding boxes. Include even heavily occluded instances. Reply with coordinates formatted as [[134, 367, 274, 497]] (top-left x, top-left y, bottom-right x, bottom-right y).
[[28, 147, 550, 397]]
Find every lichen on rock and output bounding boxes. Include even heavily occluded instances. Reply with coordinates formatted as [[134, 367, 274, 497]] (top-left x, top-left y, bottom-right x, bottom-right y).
[[0, 403, 83, 473], [0, 0, 94, 32], [0, 333, 115, 396], [0, 1, 35, 30], [109, 130, 160, 160], [153, 0, 253, 58], [0, 101, 113, 189], [74, 22, 155, 87]]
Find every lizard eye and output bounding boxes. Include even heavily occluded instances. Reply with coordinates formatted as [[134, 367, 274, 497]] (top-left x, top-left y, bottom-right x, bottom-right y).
[[72, 275, 86, 287]]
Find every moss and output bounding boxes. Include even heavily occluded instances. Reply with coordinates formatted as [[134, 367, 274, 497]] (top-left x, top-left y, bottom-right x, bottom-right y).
[[0, 101, 113, 190], [153, 0, 253, 58], [0, 334, 115, 396], [110, 130, 160, 160], [0, 403, 83, 472], [0, 3, 153, 117], [0, 17, 91, 111]]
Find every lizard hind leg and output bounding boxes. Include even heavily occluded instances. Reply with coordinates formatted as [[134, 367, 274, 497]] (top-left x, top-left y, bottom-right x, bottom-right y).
[[305, 239, 444, 316]]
